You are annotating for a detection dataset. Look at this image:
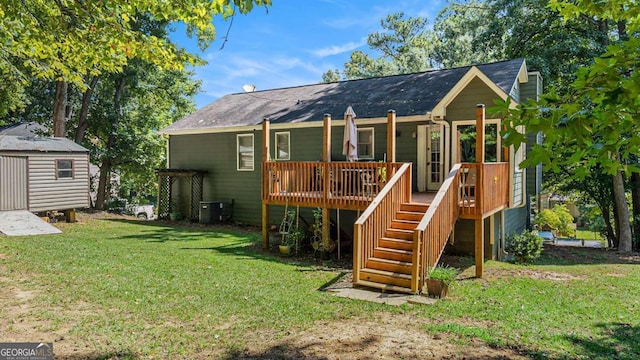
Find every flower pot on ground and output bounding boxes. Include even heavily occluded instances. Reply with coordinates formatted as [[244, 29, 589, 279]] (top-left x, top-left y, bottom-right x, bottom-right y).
[[426, 265, 458, 298], [278, 244, 291, 256], [279, 211, 305, 256]]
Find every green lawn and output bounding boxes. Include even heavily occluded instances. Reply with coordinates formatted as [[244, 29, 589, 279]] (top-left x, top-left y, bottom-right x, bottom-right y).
[[1, 216, 638, 359], [575, 228, 605, 241]]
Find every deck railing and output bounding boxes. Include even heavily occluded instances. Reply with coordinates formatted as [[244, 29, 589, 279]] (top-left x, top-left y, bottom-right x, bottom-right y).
[[459, 162, 509, 218], [262, 161, 403, 210], [411, 164, 461, 292], [353, 163, 412, 285]]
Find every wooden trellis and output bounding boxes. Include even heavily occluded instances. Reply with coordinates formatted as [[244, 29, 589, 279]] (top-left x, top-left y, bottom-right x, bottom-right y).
[[157, 169, 207, 221]]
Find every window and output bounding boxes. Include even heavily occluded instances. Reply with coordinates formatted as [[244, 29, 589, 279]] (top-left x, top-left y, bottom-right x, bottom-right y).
[[357, 128, 374, 159], [56, 159, 74, 179], [237, 134, 254, 171], [452, 120, 501, 163], [275, 132, 290, 160]]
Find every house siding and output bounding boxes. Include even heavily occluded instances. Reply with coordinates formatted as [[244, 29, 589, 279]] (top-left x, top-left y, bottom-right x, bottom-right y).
[[445, 77, 505, 121], [522, 73, 543, 198], [27, 153, 90, 212], [504, 204, 528, 236], [169, 132, 262, 224]]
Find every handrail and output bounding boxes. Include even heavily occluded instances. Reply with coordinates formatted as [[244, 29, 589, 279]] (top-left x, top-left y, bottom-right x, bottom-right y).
[[262, 161, 403, 210], [353, 163, 412, 286], [459, 162, 509, 217], [412, 164, 461, 293]]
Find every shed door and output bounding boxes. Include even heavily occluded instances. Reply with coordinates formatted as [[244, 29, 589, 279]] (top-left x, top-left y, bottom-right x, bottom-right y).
[[0, 156, 28, 210]]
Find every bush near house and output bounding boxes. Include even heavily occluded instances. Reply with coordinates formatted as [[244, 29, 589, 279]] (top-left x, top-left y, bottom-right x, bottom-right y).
[[505, 230, 544, 264]]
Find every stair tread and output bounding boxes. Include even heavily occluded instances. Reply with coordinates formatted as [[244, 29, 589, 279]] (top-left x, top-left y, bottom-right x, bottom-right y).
[[387, 227, 413, 233], [360, 267, 412, 279], [392, 219, 420, 224], [375, 247, 412, 254], [368, 256, 412, 265], [353, 280, 415, 294]]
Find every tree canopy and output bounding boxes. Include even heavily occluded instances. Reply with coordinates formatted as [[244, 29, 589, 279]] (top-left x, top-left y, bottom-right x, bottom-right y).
[[501, 0, 639, 252]]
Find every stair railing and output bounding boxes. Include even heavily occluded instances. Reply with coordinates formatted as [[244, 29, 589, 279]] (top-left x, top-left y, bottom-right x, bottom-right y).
[[353, 163, 412, 286], [411, 164, 461, 293]]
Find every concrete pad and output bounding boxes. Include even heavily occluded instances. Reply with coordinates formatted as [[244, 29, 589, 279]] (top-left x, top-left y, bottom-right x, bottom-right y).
[[328, 287, 436, 306], [0, 210, 62, 236], [407, 295, 437, 305]]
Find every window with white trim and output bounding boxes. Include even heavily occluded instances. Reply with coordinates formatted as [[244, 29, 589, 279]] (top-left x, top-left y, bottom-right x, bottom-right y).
[[56, 159, 74, 179], [357, 128, 374, 159], [275, 132, 290, 160], [237, 134, 254, 171]]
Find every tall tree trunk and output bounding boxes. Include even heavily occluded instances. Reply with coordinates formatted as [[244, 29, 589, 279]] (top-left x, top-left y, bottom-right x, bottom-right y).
[[95, 161, 111, 210], [613, 170, 632, 252], [612, 193, 621, 248], [631, 171, 640, 251], [53, 80, 68, 137], [74, 75, 100, 144], [96, 70, 127, 210], [601, 204, 616, 248]]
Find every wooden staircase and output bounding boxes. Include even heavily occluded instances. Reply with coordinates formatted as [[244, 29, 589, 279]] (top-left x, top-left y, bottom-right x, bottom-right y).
[[358, 202, 429, 293]]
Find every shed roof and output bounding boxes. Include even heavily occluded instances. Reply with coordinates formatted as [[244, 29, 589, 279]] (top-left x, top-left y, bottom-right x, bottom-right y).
[[0, 122, 48, 136], [162, 59, 526, 134], [0, 135, 89, 153]]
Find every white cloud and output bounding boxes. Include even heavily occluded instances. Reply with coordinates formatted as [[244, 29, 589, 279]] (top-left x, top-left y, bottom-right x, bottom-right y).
[[310, 40, 364, 57]]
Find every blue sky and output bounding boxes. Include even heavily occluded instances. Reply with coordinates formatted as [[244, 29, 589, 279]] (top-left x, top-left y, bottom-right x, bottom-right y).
[[177, 0, 445, 109]]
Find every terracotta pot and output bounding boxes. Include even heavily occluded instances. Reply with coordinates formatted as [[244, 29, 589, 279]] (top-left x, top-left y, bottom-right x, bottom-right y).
[[426, 279, 449, 298]]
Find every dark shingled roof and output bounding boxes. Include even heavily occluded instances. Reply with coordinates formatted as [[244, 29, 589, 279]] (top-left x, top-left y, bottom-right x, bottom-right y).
[[163, 59, 525, 133], [0, 122, 48, 136], [0, 135, 88, 153]]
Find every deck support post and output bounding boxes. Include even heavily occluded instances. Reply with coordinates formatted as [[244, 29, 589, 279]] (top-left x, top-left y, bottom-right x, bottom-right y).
[[322, 114, 332, 251], [475, 218, 484, 278], [476, 104, 485, 164], [475, 105, 485, 277], [262, 118, 270, 249], [386, 110, 396, 178]]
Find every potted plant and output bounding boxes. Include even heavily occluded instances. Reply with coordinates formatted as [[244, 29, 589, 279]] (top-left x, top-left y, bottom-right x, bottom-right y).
[[279, 208, 304, 256], [280, 226, 304, 256], [426, 265, 458, 298]]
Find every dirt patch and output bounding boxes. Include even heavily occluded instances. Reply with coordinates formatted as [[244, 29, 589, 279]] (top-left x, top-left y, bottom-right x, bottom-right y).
[[234, 313, 528, 360], [542, 244, 640, 264]]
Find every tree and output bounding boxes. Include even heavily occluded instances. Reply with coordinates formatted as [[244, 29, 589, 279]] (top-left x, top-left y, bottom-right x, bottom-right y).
[[502, 0, 638, 252], [0, 0, 271, 136], [430, 1, 500, 68], [323, 12, 433, 81], [85, 60, 199, 209]]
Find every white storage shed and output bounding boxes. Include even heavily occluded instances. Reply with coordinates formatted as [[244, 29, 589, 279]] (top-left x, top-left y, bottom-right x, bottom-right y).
[[0, 135, 90, 212]]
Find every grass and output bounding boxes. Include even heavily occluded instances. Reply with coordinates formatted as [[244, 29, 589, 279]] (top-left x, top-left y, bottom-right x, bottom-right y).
[[1, 216, 639, 359], [575, 228, 605, 241]]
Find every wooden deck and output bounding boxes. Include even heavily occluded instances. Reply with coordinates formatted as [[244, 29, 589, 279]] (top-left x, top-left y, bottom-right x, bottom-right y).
[[262, 161, 509, 217]]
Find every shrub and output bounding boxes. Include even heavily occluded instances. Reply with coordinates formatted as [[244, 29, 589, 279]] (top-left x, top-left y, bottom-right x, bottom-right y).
[[428, 265, 459, 286], [534, 204, 574, 236], [505, 230, 543, 264]]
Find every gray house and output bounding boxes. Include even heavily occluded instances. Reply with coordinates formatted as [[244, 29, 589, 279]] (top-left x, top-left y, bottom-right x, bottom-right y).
[[0, 130, 90, 213], [161, 59, 543, 292]]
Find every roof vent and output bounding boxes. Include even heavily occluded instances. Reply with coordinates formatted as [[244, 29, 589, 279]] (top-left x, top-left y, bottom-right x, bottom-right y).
[[242, 84, 256, 93]]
